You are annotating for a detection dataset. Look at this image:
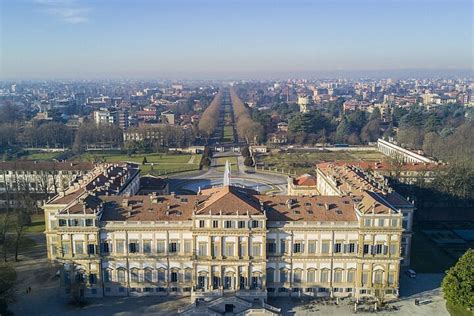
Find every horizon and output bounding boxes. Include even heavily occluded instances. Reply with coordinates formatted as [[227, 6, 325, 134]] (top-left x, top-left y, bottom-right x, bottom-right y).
[[1, 0, 473, 80]]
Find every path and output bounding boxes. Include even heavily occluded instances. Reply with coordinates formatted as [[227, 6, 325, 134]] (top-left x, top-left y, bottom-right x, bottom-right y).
[[187, 155, 196, 164]]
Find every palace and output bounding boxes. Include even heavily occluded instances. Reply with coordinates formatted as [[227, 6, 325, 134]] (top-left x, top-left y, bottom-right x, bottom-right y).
[[43, 161, 410, 305]]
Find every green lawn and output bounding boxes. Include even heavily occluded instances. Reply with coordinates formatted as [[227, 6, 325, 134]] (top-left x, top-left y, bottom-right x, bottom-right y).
[[258, 150, 385, 175], [446, 302, 473, 316], [216, 157, 239, 171], [21, 151, 60, 161], [24, 215, 45, 234], [223, 125, 234, 143]]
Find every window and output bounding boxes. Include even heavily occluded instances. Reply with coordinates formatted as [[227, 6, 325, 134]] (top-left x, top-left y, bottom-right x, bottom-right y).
[[89, 273, 97, 284], [307, 270, 315, 283], [238, 220, 246, 228], [378, 219, 385, 227], [129, 242, 139, 253], [388, 272, 395, 285], [389, 244, 397, 255], [59, 219, 67, 227], [156, 241, 165, 253], [251, 220, 259, 228], [184, 241, 192, 254], [308, 241, 316, 254], [294, 270, 302, 283], [144, 269, 153, 282], [225, 242, 235, 257], [320, 270, 329, 283], [103, 269, 111, 282], [143, 240, 151, 254], [334, 243, 342, 253], [87, 244, 96, 255], [117, 269, 126, 283], [212, 220, 219, 228], [169, 242, 178, 253], [158, 269, 165, 282], [280, 270, 288, 283], [131, 269, 139, 283], [374, 244, 383, 255], [266, 268, 274, 283], [374, 270, 383, 284], [362, 272, 369, 285], [185, 269, 192, 282], [402, 220, 408, 229], [293, 242, 303, 254], [252, 243, 261, 257], [321, 241, 330, 254], [212, 242, 219, 257], [347, 270, 355, 283], [239, 242, 246, 257], [391, 219, 398, 227], [116, 240, 125, 253], [102, 242, 110, 253], [225, 221, 234, 228], [62, 243, 69, 255], [363, 244, 370, 254], [171, 271, 178, 283], [199, 220, 205, 228], [74, 241, 83, 255], [333, 270, 342, 283], [280, 240, 286, 254], [198, 242, 207, 256], [85, 219, 94, 226], [347, 243, 356, 253], [364, 219, 371, 226], [267, 241, 276, 254]]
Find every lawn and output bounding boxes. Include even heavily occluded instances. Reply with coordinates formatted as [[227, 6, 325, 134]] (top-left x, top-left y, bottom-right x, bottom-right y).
[[257, 150, 386, 175], [410, 226, 457, 273], [24, 215, 45, 234], [222, 125, 234, 143], [215, 157, 239, 171], [446, 302, 472, 316], [21, 151, 60, 161]]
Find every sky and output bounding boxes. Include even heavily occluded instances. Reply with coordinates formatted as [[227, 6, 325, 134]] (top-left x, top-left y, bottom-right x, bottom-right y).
[[0, 0, 472, 79]]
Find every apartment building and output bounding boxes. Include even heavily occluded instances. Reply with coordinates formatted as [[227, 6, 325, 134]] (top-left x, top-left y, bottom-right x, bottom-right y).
[[44, 165, 405, 303]]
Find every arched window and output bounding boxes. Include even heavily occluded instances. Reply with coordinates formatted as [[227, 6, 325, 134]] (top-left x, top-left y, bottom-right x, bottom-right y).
[[103, 269, 112, 283], [157, 268, 166, 282], [307, 269, 316, 283], [347, 269, 356, 283], [131, 268, 140, 283], [184, 268, 192, 282], [279, 269, 288, 283], [117, 268, 126, 283], [333, 269, 343, 283], [374, 269, 384, 285], [293, 269, 303, 283], [320, 269, 329, 283], [144, 268, 153, 283], [266, 268, 275, 283]]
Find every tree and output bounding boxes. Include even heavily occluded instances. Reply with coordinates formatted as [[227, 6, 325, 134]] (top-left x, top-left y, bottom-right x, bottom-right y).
[[142, 156, 148, 164], [335, 119, 351, 143], [442, 249, 474, 311], [241, 146, 250, 158], [244, 156, 254, 167]]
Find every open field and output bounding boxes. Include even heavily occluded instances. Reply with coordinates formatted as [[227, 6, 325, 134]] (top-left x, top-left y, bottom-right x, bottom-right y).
[[19, 151, 61, 161], [257, 150, 386, 175], [24, 215, 45, 234]]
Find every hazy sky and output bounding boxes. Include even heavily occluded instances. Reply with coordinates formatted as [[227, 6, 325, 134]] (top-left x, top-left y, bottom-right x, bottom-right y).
[[1, 0, 472, 79]]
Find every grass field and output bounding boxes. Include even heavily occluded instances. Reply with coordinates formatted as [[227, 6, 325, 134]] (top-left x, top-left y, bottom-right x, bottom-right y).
[[223, 125, 234, 143], [21, 151, 61, 161], [73, 152, 202, 175], [258, 150, 386, 175], [215, 157, 239, 171], [24, 215, 45, 234], [446, 302, 472, 316]]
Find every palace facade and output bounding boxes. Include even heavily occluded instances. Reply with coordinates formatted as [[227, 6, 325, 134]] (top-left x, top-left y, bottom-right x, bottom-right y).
[[44, 163, 409, 303]]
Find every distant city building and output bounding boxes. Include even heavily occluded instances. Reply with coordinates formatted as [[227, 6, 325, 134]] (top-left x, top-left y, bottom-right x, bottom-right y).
[[93, 108, 129, 129], [286, 174, 318, 196], [297, 95, 310, 113]]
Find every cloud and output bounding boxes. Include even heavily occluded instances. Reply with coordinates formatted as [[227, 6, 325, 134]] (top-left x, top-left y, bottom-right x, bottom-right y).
[[35, 0, 91, 24]]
